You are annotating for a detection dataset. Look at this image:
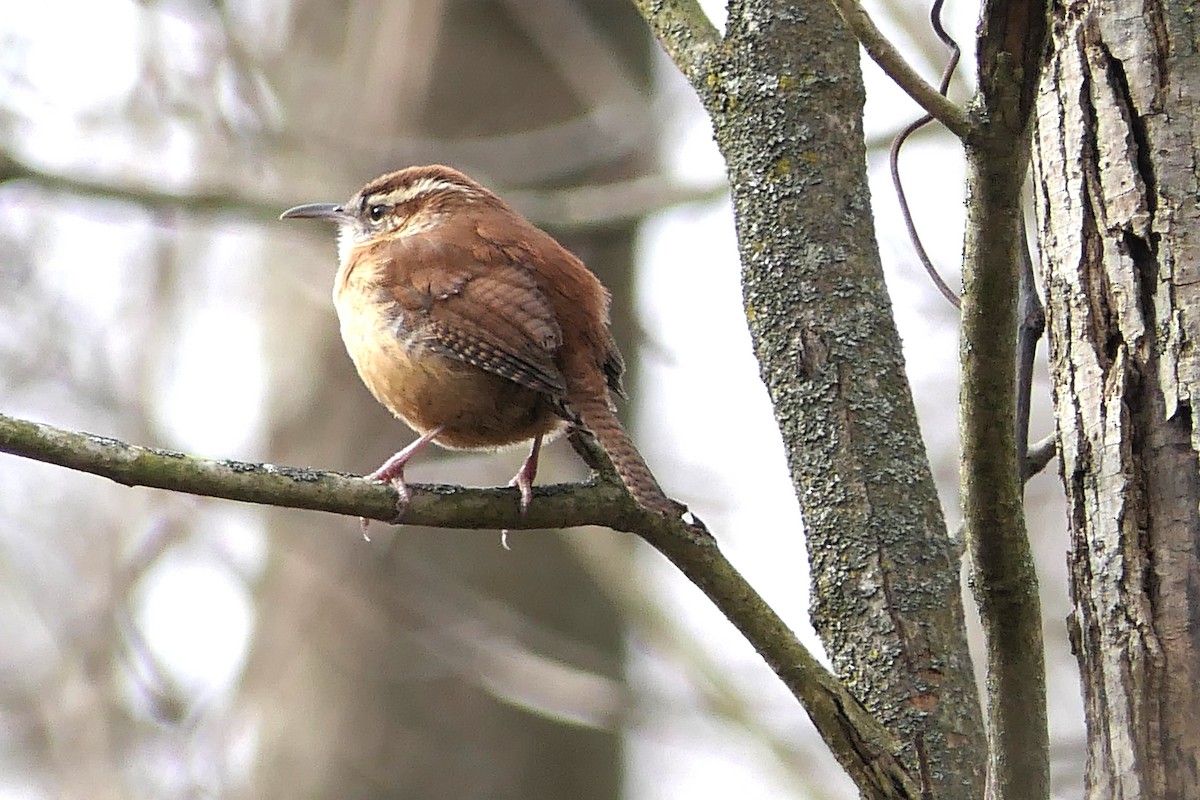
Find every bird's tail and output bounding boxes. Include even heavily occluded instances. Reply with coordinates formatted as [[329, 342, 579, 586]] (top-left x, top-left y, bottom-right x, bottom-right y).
[[568, 389, 680, 518]]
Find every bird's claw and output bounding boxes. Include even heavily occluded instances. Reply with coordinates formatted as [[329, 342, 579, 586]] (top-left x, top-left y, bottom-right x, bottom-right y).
[[508, 471, 533, 516], [360, 470, 412, 538]]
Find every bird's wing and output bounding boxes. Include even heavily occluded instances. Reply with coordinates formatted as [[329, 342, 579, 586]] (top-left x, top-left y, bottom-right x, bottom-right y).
[[377, 231, 567, 399]]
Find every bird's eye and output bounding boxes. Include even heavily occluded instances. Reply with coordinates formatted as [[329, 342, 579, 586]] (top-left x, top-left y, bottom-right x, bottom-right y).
[[368, 204, 388, 222]]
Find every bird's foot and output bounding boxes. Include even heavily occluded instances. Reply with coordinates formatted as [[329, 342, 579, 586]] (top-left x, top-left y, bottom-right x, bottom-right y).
[[507, 466, 534, 516], [360, 466, 412, 537], [359, 427, 443, 536], [501, 466, 531, 551], [500, 433, 544, 550], [507, 432, 544, 516]]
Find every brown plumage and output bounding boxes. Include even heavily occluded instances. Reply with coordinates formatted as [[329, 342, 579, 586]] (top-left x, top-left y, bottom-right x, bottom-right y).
[[281, 165, 678, 519]]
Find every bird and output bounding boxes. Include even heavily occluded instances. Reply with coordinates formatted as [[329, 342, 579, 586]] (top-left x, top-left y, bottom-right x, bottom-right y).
[[280, 164, 679, 522]]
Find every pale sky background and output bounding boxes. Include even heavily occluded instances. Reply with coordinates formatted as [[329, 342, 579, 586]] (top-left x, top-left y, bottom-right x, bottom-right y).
[[0, 0, 1080, 797]]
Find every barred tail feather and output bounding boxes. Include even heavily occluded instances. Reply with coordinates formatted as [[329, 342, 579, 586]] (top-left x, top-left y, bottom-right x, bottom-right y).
[[569, 391, 679, 517]]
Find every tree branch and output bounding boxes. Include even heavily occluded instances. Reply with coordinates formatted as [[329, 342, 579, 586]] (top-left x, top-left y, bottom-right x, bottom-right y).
[[1023, 434, 1057, 480], [628, 0, 721, 89], [0, 151, 287, 225], [827, 0, 971, 139], [0, 410, 919, 798], [1015, 214, 1046, 478], [959, 0, 1051, 795], [0, 149, 723, 231], [0, 412, 637, 530]]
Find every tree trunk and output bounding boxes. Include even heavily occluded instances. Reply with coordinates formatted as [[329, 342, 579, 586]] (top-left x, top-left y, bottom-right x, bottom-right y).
[[636, 1, 987, 794], [1032, 1, 1200, 796]]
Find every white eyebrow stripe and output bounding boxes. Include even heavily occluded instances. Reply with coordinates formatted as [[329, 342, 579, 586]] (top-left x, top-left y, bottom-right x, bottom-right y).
[[373, 177, 476, 206]]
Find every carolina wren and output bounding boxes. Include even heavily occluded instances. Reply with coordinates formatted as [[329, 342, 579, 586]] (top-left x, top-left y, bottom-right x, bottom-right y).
[[281, 165, 678, 519]]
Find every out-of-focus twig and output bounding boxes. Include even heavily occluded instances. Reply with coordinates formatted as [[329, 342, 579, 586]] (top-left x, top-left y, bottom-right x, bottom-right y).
[[0, 150, 725, 230]]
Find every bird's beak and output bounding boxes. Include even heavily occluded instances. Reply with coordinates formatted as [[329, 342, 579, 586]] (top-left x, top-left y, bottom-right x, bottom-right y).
[[279, 203, 353, 223]]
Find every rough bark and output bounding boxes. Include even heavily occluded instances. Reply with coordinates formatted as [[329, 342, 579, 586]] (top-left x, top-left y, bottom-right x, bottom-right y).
[[1032, 0, 1200, 796], [637, 1, 987, 795]]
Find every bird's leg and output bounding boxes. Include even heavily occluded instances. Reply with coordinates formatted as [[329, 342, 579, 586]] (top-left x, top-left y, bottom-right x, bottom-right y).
[[508, 432, 544, 515], [365, 426, 444, 524]]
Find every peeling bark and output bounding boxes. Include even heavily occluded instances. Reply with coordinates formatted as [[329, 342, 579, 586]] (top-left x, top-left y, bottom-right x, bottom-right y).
[[1032, 1, 1200, 796]]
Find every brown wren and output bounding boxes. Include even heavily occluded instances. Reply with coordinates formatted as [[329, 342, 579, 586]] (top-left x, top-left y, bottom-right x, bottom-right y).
[[280, 165, 678, 520]]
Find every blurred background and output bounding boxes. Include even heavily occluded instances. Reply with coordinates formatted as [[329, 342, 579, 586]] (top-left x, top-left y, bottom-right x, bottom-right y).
[[0, 1, 1081, 798]]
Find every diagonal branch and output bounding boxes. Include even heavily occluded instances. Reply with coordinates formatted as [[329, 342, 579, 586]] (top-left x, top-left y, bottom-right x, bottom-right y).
[[634, 1, 986, 794], [0, 410, 920, 798], [628, 0, 721, 89], [827, 0, 971, 139]]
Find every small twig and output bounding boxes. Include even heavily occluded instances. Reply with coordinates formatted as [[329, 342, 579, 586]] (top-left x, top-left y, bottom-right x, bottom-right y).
[[508, 175, 728, 230], [828, 0, 970, 139], [950, 434, 1061, 557], [1015, 215, 1046, 479], [1023, 434, 1057, 481], [888, 0, 963, 308]]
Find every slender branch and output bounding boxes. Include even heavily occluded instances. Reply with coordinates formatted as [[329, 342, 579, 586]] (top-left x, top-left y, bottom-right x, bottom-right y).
[[827, 0, 971, 139], [949, 431, 1061, 558], [628, 0, 722, 89], [0, 151, 286, 225], [1015, 214, 1046, 478], [0, 411, 920, 797], [961, 0, 1051, 794], [890, 131, 961, 307], [867, 119, 948, 153], [568, 535, 842, 800], [0, 150, 723, 231], [961, 144, 1048, 800]]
